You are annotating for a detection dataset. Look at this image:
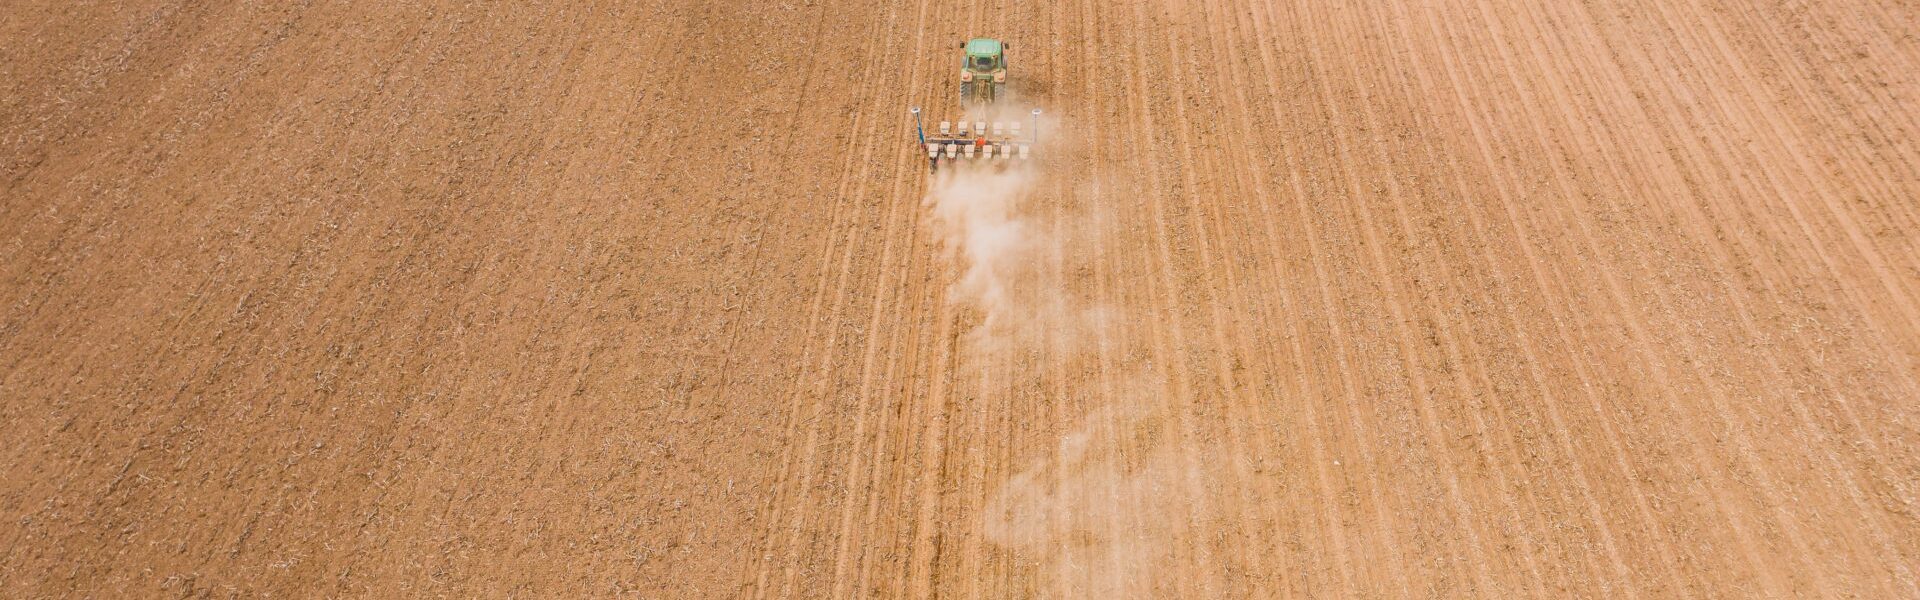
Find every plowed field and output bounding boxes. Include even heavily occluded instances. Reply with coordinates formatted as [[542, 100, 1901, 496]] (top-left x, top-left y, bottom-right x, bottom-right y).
[[4, 0, 1918, 597]]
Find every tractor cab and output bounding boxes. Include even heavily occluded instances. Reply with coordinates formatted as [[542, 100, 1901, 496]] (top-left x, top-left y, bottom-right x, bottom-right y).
[[959, 38, 1008, 104], [964, 38, 1005, 74]]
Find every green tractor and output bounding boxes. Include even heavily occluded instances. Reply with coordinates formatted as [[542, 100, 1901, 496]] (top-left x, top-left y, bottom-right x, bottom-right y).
[[911, 37, 1037, 169], [959, 38, 1008, 105]]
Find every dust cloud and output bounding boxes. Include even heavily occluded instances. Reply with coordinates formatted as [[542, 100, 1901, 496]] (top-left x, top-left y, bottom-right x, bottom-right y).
[[981, 377, 1213, 599], [924, 164, 1105, 357], [922, 118, 1218, 597]]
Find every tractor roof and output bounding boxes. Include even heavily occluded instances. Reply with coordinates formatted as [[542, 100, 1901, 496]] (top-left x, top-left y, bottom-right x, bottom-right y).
[[965, 38, 1003, 58]]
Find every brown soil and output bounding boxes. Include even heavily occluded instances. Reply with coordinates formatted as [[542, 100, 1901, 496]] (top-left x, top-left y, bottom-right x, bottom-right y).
[[3, 0, 1917, 597]]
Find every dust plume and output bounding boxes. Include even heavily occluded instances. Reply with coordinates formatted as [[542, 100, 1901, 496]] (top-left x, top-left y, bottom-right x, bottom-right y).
[[924, 165, 1103, 358], [922, 131, 1219, 597], [981, 372, 1217, 599]]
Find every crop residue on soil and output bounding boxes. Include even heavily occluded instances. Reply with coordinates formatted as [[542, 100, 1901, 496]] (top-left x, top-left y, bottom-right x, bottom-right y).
[[4, 1, 1919, 598]]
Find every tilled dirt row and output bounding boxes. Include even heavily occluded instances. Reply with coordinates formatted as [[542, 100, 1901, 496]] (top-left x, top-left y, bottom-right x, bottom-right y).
[[2, 0, 1916, 597]]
